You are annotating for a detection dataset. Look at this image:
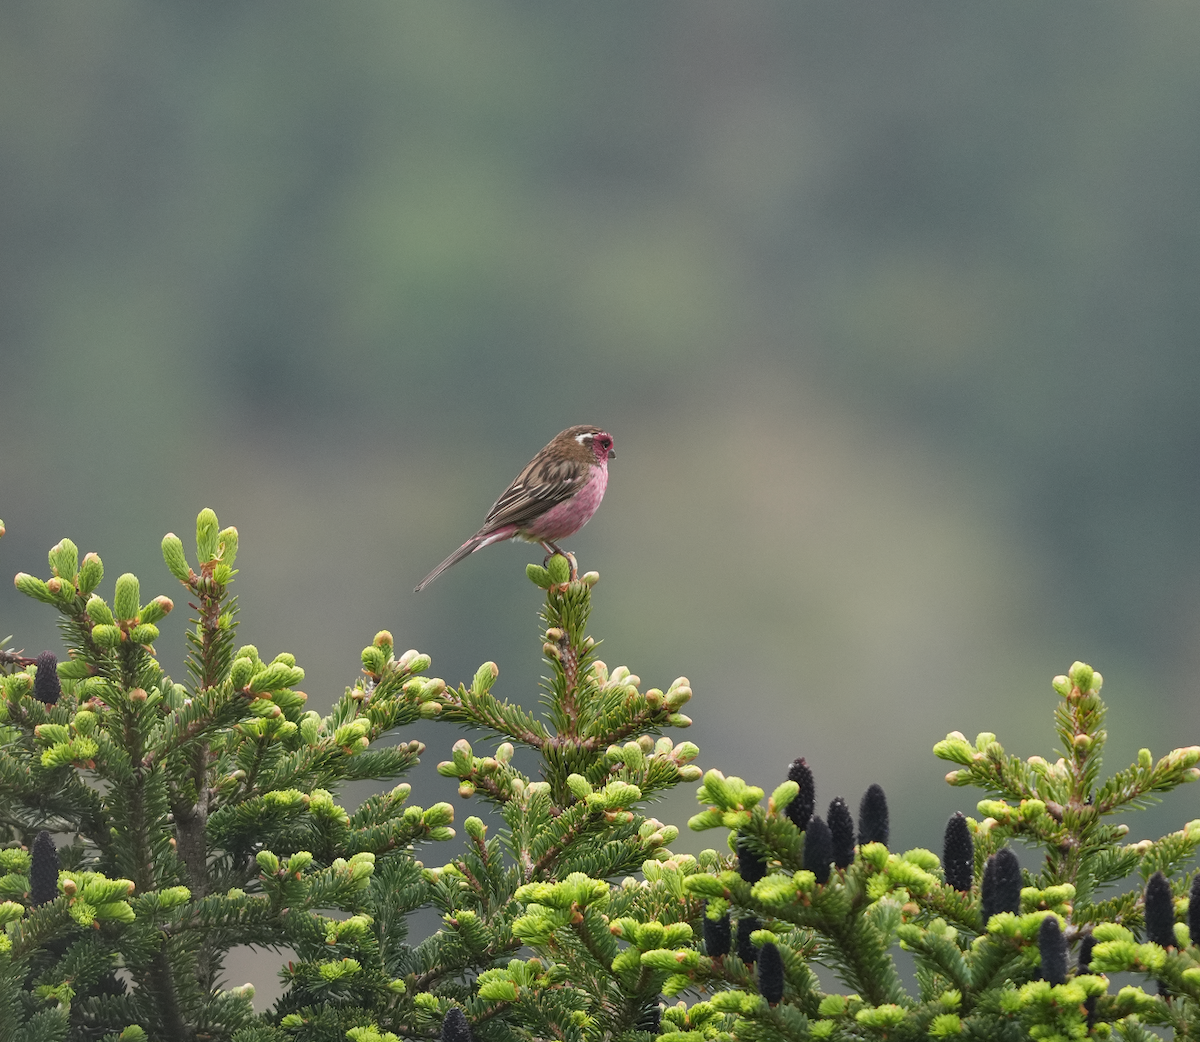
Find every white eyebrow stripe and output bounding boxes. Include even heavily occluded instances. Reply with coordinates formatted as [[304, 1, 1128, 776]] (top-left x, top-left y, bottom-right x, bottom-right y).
[[575, 433, 594, 444]]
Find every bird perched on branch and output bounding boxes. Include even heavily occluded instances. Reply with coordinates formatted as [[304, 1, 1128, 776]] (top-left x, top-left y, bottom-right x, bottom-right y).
[[415, 425, 615, 592]]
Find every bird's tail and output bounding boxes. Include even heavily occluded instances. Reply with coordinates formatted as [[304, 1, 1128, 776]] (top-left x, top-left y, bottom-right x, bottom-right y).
[[414, 528, 512, 592], [414, 541, 480, 592]]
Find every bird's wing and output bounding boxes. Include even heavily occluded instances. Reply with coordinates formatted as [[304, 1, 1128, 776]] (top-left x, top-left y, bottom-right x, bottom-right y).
[[479, 452, 589, 534]]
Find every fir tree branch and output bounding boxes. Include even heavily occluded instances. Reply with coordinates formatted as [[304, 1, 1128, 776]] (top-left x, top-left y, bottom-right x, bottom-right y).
[[141, 683, 247, 771], [145, 952, 191, 1042], [437, 685, 551, 748], [530, 806, 608, 880], [0, 647, 37, 669]]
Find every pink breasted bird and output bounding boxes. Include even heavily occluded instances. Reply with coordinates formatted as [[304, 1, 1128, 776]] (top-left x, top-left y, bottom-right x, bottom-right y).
[[415, 425, 615, 592]]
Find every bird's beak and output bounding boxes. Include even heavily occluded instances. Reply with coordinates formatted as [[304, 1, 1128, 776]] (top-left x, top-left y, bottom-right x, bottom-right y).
[[608, 449, 615, 458]]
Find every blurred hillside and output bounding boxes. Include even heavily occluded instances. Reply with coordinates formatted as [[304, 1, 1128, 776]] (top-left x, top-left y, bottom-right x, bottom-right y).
[[4, 0, 1200, 921]]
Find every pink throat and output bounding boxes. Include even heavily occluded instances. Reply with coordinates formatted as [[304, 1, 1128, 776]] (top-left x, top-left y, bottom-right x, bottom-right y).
[[523, 463, 609, 542]]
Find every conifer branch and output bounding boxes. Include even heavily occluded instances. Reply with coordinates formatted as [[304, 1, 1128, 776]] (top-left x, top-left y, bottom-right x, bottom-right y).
[[0, 645, 37, 669], [437, 683, 551, 748], [146, 954, 190, 1042], [12, 521, 1200, 1040]]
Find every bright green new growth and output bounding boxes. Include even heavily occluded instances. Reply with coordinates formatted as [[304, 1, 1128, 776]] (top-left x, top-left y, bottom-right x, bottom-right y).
[[676, 663, 1200, 1040], [6, 516, 1200, 1042], [1, 511, 450, 1042]]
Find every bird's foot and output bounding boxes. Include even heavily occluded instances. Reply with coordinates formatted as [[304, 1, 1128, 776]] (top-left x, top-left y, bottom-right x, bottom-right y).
[[541, 544, 579, 581]]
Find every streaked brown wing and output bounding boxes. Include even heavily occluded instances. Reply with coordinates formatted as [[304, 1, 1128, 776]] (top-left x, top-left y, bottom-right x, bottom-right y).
[[480, 451, 588, 533]]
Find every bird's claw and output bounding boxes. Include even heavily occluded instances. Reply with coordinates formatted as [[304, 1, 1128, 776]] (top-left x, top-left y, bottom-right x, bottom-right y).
[[541, 548, 579, 581]]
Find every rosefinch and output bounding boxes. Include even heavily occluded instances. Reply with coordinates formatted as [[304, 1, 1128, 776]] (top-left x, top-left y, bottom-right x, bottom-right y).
[[415, 425, 615, 592]]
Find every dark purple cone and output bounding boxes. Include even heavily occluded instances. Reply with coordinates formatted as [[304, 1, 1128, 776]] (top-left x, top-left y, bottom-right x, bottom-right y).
[[1190, 876, 1200, 950], [1078, 930, 1097, 1025], [757, 941, 784, 1005], [736, 834, 767, 884], [943, 812, 974, 892], [980, 854, 997, 919], [33, 652, 61, 706], [30, 831, 59, 906], [441, 1008, 472, 1042], [1038, 915, 1068, 985], [857, 783, 889, 847], [703, 906, 732, 957], [1144, 871, 1175, 998], [1145, 872, 1175, 948], [736, 915, 759, 964], [980, 847, 1021, 924], [803, 815, 833, 885], [785, 757, 815, 832], [828, 797, 855, 869], [1077, 930, 1096, 973]]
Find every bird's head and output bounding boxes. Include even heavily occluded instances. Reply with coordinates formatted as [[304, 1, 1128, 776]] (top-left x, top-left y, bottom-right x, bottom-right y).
[[565, 425, 615, 464]]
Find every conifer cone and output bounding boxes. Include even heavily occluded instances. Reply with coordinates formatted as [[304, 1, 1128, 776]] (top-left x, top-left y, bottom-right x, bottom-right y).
[[980, 847, 1021, 924], [803, 815, 833, 885], [828, 797, 855, 869], [1038, 915, 1067, 985], [703, 907, 732, 958], [942, 812, 974, 892], [1144, 871, 1175, 948], [757, 941, 784, 1005], [979, 856, 997, 920], [1078, 930, 1098, 1026], [442, 1008, 472, 1042], [1077, 929, 1096, 973], [1190, 875, 1200, 948], [857, 783, 889, 846], [785, 757, 815, 831], [736, 834, 767, 883], [33, 651, 61, 705], [30, 830, 59, 906], [1144, 870, 1176, 997], [736, 916, 759, 965]]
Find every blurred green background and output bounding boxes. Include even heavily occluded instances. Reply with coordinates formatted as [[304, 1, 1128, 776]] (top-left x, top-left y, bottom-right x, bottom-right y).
[[4, 0, 1200, 993]]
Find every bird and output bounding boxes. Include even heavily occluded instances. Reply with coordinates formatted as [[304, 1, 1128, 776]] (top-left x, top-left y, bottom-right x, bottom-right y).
[[415, 425, 615, 592]]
